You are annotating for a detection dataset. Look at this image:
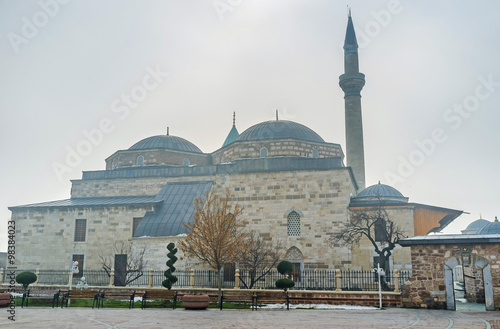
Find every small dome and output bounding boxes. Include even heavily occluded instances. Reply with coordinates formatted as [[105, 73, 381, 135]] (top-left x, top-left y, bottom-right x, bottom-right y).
[[462, 219, 490, 234], [357, 182, 406, 199], [477, 217, 500, 235], [129, 135, 202, 153], [235, 120, 325, 143], [352, 182, 408, 204]]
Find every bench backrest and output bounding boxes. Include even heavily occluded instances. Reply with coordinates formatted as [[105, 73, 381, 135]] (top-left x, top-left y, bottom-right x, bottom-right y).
[[144, 290, 177, 299], [69, 290, 99, 298]]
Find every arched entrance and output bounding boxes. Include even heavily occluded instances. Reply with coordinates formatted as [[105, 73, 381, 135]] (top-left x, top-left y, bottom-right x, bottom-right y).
[[444, 256, 494, 311]]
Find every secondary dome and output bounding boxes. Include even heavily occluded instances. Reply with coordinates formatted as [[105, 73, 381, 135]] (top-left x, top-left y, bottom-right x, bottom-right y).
[[129, 135, 202, 153], [355, 182, 408, 203], [462, 219, 490, 234], [477, 217, 500, 235], [235, 120, 325, 143]]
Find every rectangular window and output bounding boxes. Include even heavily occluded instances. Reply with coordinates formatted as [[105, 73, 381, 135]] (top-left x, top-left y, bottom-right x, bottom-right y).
[[74, 219, 87, 242], [291, 262, 302, 283], [72, 254, 84, 278], [374, 218, 387, 242], [132, 217, 142, 237], [223, 263, 235, 282]]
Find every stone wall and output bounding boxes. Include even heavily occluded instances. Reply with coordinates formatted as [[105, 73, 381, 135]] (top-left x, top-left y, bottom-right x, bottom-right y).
[[105, 149, 209, 169], [212, 140, 343, 164], [401, 243, 500, 310], [11, 205, 154, 270]]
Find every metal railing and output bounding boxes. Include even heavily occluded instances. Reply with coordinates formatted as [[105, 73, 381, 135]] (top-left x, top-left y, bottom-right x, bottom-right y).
[[0, 268, 411, 291]]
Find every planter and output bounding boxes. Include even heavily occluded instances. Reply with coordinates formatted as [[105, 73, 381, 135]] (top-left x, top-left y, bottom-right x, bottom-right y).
[[0, 293, 12, 307], [182, 294, 210, 310]]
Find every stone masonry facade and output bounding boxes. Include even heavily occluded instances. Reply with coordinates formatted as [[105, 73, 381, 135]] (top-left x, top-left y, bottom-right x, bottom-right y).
[[401, 243, 500, 310]]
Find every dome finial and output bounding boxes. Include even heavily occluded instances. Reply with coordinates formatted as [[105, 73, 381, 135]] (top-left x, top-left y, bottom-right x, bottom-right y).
[[233, 111, 236, 126], [495, 216, 498, 222], [378, 181, 381, 184], [167, 127, 169, 136], [276, 109, 279, 121]]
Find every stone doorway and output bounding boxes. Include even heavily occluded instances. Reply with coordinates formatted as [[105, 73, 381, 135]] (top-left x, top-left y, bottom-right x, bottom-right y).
[[444, 256, 494, 311]]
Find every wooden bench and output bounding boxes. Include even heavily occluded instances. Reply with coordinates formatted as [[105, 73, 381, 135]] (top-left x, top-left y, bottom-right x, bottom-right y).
[[141, 290, 178, 309], [254, 290, 290, 310], [220, 290, 256, 310], [21, 289, 62, 308], [61, 289, 101, 309], [99, 290, 137, 309]]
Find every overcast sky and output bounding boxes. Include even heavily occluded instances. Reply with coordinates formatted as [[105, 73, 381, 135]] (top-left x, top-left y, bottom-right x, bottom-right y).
[[1, 1, 499, 252]]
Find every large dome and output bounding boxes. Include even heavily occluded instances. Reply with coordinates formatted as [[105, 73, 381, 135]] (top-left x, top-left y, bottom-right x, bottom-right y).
[[235, 120, 325, 143], [129, 135, 202, 153]]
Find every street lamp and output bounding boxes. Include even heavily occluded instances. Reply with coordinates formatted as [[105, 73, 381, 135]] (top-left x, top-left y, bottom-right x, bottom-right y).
[[76, 277, 88, 290], [68, 261, 79, 307], [373, 263, 385, 309]]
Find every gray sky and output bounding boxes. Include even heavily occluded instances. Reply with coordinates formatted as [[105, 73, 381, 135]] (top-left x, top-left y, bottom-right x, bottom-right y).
[[1, 0, 499, 252]]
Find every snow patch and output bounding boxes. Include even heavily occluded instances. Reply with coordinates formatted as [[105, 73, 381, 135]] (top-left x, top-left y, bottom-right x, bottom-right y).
[[260, 303, 378, 310]]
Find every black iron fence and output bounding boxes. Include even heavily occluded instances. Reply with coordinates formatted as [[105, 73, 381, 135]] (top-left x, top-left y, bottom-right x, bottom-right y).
[[1, 268, 411, 291]]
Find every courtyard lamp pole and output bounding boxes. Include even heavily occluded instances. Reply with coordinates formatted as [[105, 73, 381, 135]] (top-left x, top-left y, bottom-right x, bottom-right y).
[[374, 263, 385, 309], [68, 261, 79, 306]]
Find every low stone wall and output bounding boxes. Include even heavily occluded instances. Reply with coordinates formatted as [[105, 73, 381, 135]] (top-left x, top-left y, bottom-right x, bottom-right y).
[[0, 284, 401, 308]]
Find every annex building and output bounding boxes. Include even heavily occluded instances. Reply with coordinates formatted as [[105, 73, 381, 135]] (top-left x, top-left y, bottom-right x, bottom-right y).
[[9, 14, 463, 277]]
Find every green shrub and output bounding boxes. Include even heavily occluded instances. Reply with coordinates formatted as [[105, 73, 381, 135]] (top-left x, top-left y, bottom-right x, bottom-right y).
[[275, 278, 295, 290], [16, 271, 37, 292], [277, 260, 293, 276], [162, 242, 178, 290]]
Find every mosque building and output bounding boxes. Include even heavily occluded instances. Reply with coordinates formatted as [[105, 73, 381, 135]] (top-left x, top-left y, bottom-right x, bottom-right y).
[[9, 14, 463, 277]]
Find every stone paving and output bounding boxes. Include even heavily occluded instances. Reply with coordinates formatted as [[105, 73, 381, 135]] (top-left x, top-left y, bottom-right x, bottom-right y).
[[1, 307, 499, 329]]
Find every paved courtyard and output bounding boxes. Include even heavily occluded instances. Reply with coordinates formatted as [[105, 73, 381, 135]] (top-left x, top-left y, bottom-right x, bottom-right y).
[[1, 307, 499, 329]]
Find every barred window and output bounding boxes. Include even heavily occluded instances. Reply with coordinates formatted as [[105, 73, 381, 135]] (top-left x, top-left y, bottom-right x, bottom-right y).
[[287, 211, 300, 236], [183, 158, 190, 166], [312, 149, 319, 158], [260, 147, 268, 158], [136, 155, 144, 166], [74, 219, 87, 242]]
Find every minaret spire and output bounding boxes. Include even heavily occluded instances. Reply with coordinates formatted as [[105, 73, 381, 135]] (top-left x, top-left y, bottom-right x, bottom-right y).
[[339, 11, 366, 190]]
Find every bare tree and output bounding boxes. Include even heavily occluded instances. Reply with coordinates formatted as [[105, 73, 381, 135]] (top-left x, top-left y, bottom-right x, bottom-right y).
[[98, 241, 148, 286], [332, 200, 406, 291], [238, 233, 283, 289], [178, 189, 247, 307]]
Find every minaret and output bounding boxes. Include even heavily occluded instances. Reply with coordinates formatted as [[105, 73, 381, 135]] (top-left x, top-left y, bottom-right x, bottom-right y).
[[339, 10, 366, 190]]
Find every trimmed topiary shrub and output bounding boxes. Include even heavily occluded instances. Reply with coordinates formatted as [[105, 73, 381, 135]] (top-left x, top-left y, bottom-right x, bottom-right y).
[[16, 271, 37, 292], [162, 242, 178, 290], [277, 260, 293, 276], [275, 261, 295, 291]]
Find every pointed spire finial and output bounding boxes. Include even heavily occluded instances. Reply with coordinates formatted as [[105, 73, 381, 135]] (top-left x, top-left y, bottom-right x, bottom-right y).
[[233, 111, 236, 126], [167, 127, 169, 136], [348, 5, 351, 18], [276, 109, 279, 121]]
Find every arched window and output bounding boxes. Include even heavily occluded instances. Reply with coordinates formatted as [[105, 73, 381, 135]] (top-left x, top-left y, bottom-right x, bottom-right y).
[[312, 148, 319, 158], [136, 155, 144, 166], [183, 158, 190, 166], [220, 155, 225, 163], [260, 147, 268, 158], [287, 211, 300, 236]]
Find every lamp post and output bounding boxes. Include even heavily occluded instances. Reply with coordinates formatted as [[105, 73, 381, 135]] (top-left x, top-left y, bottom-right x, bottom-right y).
[[68, 261, 79, 306], [374, 263, 385, 309]]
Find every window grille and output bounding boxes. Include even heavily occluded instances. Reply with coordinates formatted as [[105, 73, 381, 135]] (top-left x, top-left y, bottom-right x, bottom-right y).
[[74, 219, 87, 242], [287, 211, 300, 236]]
